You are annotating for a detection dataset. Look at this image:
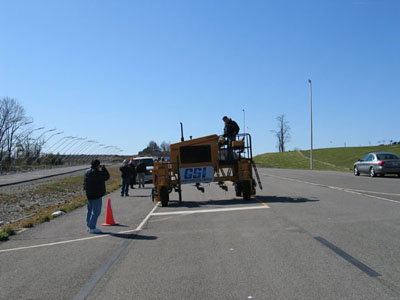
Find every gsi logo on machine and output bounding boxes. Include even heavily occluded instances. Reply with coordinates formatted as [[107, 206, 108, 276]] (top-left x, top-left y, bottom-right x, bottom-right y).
[[179, 166, 215, 184]]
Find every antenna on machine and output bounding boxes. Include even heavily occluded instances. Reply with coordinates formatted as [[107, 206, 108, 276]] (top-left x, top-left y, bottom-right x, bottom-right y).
[[180, 122, 184, 142]]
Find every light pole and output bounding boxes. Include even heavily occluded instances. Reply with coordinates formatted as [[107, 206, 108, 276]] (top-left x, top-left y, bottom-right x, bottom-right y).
[[35, 128, 56, 141], [78, 141, 99, 164], [242, 109, 246, 135], [308, 79, 313, 170], [33, 131, 63, 164], [46, 136, 75, 155], [43, 131, 63, 145], [63, 139, 89, 163]]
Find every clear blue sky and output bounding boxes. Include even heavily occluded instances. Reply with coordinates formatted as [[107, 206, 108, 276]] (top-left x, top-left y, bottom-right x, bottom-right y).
[[1, 0, 399, 155]]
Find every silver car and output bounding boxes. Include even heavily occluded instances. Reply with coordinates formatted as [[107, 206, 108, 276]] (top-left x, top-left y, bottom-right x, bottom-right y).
[[354, 152, 400, 177]]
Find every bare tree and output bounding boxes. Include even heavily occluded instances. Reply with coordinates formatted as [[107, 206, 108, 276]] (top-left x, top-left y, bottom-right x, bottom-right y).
[[0, 97, 31, 161], [271, 114, 290, 152], [160, 141, 170, 152], [148, 141, 161, 152]]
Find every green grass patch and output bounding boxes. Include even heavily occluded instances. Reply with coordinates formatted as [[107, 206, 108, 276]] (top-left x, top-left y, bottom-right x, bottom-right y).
[[301, 144, 400, 171], [0, 230, 9, 241], [0, 225, 16, 241], [254, 144, 400, 171], [254, 151, 345, 171], [3, 225, 16, 236]]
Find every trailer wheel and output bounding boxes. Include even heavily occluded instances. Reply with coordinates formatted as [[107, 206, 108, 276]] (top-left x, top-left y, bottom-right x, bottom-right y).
[[160, 186, 169, 207], [242, 181, 251, 201], [235, 183, 242, 197]]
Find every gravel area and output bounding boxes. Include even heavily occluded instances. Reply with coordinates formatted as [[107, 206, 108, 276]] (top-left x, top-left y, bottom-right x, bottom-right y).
[[0, 173, 85, 225]]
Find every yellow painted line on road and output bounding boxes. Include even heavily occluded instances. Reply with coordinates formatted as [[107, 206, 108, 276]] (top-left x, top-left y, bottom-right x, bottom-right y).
[[226, 180, 269, 207], [258, 200, 270, 207]]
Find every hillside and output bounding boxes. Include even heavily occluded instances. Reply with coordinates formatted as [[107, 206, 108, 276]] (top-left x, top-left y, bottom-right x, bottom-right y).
[[253, 144, 400, 172]]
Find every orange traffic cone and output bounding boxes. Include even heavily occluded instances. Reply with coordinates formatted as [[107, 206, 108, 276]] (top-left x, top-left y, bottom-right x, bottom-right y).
[[102, 198, 120, 226]]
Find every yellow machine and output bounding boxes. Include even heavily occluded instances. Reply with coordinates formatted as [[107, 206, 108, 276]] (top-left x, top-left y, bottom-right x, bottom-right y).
[[152, 132, 262, 207]]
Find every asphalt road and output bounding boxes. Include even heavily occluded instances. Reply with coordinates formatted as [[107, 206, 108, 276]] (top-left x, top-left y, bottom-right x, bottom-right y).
[[1, 168, 400, 299], [0, 165, 90, 187]]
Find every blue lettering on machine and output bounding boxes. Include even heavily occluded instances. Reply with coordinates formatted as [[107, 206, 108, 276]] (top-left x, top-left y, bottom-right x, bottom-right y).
[[179, 166, 215, 184]]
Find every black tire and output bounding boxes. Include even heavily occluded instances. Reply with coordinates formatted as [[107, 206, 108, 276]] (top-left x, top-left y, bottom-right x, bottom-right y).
[[235, 183, 242, 197], [354, 166, 360, 176], [369, 167, 376, 177], [398, 173, 400, 177], [160, 186, 169, 207], [242, 181, 251, 201]]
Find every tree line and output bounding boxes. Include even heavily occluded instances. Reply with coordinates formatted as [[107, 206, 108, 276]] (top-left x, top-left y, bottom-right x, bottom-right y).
[[0, 97, 44, 166], [138, 140, 170, 157]]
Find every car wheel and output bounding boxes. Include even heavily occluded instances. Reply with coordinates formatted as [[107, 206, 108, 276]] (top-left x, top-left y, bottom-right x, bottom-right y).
[[369, 167, 376, 177], [354, 166, 360, 176]]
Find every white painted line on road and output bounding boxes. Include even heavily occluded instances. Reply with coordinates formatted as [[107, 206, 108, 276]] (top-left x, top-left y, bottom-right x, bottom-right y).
[[0, 203, 159, 254], [135, 202, 159, 231], [263, 173, 400, 204], [152, 205, 268, 216], [340, 187, 400, 197]]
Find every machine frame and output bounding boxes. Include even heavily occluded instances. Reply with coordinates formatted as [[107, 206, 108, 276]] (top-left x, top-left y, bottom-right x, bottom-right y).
[[152, 133, 262, 207]]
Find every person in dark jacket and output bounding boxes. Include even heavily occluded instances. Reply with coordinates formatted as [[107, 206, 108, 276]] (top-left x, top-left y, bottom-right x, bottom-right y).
[[120, 159, 131, 196], [222, 116, 240, 139], [136, 160, 146, 188], [84, 159, 110, 234], [129, 159, 137, 189], [222, 116, 240, 161]]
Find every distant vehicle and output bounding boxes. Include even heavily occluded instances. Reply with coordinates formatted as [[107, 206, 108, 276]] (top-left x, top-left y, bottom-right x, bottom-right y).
[[353, 152, 400, 177], [133, 157, 155, 182]]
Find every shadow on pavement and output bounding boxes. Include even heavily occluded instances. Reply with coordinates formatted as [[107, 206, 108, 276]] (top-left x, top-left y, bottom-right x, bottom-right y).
[[256, 195, 319, 203], [167, 198, 261, 208], [107, 233, 157, 240], [127, 195, 151, 198]]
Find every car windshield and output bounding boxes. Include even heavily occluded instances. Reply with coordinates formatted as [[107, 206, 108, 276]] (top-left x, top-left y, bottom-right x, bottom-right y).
[[377, 154, 399, 160], [134, 159, 154, 167]]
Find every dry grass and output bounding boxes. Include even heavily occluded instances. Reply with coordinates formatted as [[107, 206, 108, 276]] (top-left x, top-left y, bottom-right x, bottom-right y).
[[0, 166, 122, 241]]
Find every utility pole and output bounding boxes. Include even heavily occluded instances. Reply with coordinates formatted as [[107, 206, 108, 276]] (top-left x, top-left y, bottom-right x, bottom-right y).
[[243, 109, 246, 135], [308, 79, 313, 170]]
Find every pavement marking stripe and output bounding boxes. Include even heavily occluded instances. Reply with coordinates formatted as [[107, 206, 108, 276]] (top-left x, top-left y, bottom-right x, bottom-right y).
[[152, 205, 268, 216], [263, 173, 400, 204], [0, 203, 159, 254], [73, 239, 131, 300], [315, 236, 381, 277], [73, 203, 159, 300]]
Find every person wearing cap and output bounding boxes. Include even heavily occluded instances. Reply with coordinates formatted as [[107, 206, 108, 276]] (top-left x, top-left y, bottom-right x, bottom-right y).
[[83, 159, 110, 234], [222, 116, 240, 140], [222, 116, 240, 161], [120, 159, 131, 196]]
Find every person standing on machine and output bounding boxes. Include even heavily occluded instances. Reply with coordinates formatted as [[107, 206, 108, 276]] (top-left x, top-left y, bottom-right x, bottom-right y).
[[222, 116, 240, 161]]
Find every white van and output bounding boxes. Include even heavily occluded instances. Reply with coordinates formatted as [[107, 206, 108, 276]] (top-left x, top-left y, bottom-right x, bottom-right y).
[[133, 157, 155, 183]]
